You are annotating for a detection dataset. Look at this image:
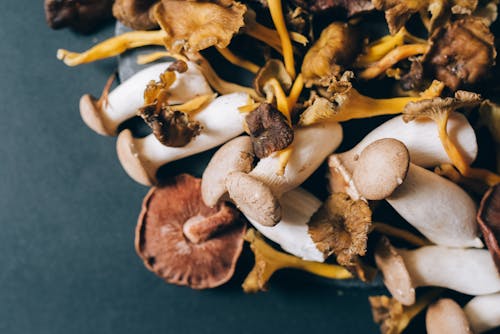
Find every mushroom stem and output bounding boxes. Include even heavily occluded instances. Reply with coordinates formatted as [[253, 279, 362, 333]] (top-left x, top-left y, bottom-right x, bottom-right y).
[[359, 43, 429, 80], [182, 205, 239, 244], [80, 62, 213, 136], [371, 223, 432, 247], [243, 228, 353, 293], [215, 47, 260, 74], [116, 92, 249, 185], [267, 0, 295, 78], [57, 30, 166, 66], [464, 293, 500, 333]]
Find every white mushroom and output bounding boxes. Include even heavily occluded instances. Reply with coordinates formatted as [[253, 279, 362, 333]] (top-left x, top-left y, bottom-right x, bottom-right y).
[[464, 293, 500, 333], [80, 61, 213, 136], [376, 237, 500, 306], [116, 92, 249, 185], [352, 139, 481, 248], [329, 112, 477, 198]]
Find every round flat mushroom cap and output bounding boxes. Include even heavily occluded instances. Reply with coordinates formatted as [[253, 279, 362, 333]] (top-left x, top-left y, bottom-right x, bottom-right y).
[[353, 138, 410, 200], [426, 299, 472, 334], [135, 174, 245, 289], [375, 237, 415, 306]]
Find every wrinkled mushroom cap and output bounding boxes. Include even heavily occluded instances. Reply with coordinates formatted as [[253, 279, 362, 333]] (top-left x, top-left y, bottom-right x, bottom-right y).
[[426, 298, 473, 334], [477, 183, 500, 273], [375, 237, 415, 306], [112, 0, 159, 30], [353, 138, 410, 201], [135, 174, 245, 289], [369, 295, 405, 334], [153, 0, 246, 54], [291, 0, 374, 16], [253, 59, 292, 98]]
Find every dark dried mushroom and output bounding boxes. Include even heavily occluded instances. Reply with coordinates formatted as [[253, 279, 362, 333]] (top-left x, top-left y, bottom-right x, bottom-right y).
[[135, 174, 245, 289], [291, 0, 374, 16], [308, 192, 372, 266], [301, 22, 361, 87], [112, 0, 159, 30], [477, 184, 500, 273], [44, 0, 113, 32], [424, 17, 496, 91], [138, 104, 202, 147], [399, 58, 425, 92], [152, 0, 247, 54], [245, 103, 294, 159]]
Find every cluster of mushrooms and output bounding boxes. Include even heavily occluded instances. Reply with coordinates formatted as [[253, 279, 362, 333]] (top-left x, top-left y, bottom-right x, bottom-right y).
[[47, 0, 500, 332]]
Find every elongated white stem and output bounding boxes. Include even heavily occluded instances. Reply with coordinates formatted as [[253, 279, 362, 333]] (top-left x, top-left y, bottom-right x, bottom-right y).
[[81, 62, 213, 136], [464, 293, 500, 333], [250, 122, 343, 196], [116, 92, 249, 185], [387, 164, 481, 248], [400, 247, 500, 295], [246, 188, 324, 262]]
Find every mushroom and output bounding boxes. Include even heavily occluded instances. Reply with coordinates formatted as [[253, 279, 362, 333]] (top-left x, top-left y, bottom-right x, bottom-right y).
[[45, 0, 113, 32], [375, 237, 500, 306], [117, 92, 249, 185], [291, 0, 374, 15], [80, 61, 213, 136], [328, 112, 477, 199], [136, 174, 245, 289], [426, 294, 500, 334], [477, 184, 500, 273], [351, 139, 481, 248], [112, 0, 159, 31]]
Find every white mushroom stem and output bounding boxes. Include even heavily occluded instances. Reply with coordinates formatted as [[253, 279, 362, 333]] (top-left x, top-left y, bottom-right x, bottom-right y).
[[464, 293, 500, 333], [80, 61, 213, 136], [246, 187, 325, 262], [116, 92, 249, 185], [250, 122, 343, 196], [387, 164, 482, 248], [400, 247, 500, 295]]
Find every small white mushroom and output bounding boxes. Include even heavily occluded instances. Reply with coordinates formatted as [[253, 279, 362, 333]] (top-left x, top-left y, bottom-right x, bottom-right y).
[[376, 238, 500, 306], [426, 294, 500, 334], [116, 92, 249, 185], [353, 139, 481, 248], [329, 112, 477, 197], [80, 61, 213, 136]]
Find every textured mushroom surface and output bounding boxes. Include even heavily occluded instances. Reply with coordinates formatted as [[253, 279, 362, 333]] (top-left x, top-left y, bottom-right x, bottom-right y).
[[113, 0, 159, 30], [477, 184, 500, 273], [291, 0, 374, 15], [45, 0, 113, 32], [135, 174, 245, 289]]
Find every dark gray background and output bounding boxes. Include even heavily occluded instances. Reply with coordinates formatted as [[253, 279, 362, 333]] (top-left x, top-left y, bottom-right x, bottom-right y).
[[0, 1, 395, 333]]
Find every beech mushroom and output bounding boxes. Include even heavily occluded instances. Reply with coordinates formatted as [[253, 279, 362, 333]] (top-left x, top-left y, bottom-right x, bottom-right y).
[[351, 139, 481, 248], [375, 237, 500, 306], [426, 294, 500, 334], [117, 92, 249, 185], [329, 112, 477, 199], [80, 61, 213, 136], [136, 174, 245, 289]]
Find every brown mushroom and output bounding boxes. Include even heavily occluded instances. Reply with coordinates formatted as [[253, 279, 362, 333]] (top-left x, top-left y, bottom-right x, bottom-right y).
[[291, 0, 374, 16], [308, 193, 372, 266], [477, 184, 500, 273], [112, 0, 159, 30], [426, 299, 473, 334], [245, 103, 294, 159], [135, 174, 245, 289], [424, 17, 496, 91], [44, 0, 113, 32], [253, 59, 292, 99]]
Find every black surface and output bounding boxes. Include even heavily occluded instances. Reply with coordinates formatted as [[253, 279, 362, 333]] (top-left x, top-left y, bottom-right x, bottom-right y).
[[0, 2, 398, 334]]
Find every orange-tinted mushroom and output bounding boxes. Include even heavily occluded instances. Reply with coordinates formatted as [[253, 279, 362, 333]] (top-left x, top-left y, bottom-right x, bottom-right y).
[[135, 174, 246, 289], [477, 184, 500, 273]]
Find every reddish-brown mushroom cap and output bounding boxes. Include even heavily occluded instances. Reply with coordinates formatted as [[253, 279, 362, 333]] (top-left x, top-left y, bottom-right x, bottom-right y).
[[426, 298, 473, 334], [477, 183, 500, 274], [135, 174, 246, 289]]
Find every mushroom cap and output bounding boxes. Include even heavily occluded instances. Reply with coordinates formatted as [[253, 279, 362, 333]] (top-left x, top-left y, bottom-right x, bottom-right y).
[[135, 174, 245, 289], [426, 299, 473, 334], [116, 129, 155, 186], [225, 171, 281, 227], [477, 183, 500, 273], [253, 59, 292, 97], [112, 0, 159, 30], [375, 237, 415, 306], [353, 138, 410, 200], [79, 94, 114, 136], [201, 136, 255, 207]]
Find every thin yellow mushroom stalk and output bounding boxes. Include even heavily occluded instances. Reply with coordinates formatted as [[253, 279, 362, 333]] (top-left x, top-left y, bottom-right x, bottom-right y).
[[267, 0, 296, 78], [171, 94, 217, 113], [403, 91, 500, 186], [371, 223, 432, 247], [136, 51, 189, 65], [299, 80, 444, 126], [369, 289, 443, 334], [215, 47, 260, 74], [242, 229, 353, 293], [57, 30, 167, 67]]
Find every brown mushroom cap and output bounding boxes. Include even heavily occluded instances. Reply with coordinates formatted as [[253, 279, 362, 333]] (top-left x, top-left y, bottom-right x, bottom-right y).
[[253, 59, 292, 98], [426, 298, 473, 334], [352, 138, 410, 200], [135, 174, 245, 289], [375, 237, 415, 306], [477, 183, 500, 273], [112, 0, 159, 31]]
